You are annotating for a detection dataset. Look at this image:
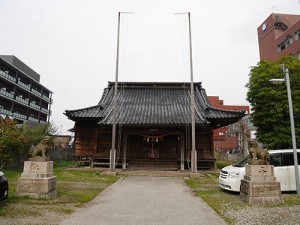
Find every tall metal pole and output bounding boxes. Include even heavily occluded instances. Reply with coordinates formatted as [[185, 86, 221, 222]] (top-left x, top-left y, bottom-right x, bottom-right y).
[[284, 67, 300, 196], [187, 12, 197, 173], [110, 12, 121, 172]]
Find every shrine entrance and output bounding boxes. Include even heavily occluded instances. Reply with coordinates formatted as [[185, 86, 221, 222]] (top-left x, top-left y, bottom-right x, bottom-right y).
[[127, 133, 180, 170]]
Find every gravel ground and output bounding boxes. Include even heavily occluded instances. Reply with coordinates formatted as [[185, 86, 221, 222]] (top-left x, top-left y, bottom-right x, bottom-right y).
[[226, 205, 300, 225], [0, 208, 67, 225]]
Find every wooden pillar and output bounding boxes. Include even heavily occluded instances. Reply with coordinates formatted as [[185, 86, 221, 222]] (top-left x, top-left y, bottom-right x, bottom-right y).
[[74, 123, 78, 158], [122, 133, 127, 170], [94, 126, 98, 154], [180, 133, 185, 171]]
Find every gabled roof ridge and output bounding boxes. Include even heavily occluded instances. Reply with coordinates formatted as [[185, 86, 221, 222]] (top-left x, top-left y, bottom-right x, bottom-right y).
[[108, 81, 202, 87]]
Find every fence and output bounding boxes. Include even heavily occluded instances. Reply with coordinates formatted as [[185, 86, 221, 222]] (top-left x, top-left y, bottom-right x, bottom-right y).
[[217, 153, 244, 162], [48, 148, 74, 162]]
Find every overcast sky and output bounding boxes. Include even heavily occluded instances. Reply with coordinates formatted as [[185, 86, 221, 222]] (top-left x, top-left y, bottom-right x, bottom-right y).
[[0, 0, 299, 134]]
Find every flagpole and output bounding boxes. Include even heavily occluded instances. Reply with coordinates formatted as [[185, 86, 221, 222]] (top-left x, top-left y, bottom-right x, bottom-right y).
[[174, 12, 197, 173], [187, 12, 197, 173], [110, 12, 121, 172], [110, 12, 134, 172]]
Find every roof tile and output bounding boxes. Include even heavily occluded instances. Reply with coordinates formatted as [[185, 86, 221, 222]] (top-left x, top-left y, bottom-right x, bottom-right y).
[[65, 82, 245, 127]]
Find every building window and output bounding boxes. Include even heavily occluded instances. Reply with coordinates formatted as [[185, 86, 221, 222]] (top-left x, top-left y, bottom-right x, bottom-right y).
[[277, 35, 293, 52], [278, 42, 285, 52], [285, 36, 293, 47], [295, 30, 300, 41]]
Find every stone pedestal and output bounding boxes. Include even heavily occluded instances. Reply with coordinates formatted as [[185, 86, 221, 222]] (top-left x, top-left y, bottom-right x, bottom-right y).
[[16, 161, 57, 198], [240, 165, 282, 205]]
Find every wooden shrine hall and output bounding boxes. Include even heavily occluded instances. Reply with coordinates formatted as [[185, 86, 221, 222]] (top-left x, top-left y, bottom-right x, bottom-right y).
[[65, 82, 245, 170]]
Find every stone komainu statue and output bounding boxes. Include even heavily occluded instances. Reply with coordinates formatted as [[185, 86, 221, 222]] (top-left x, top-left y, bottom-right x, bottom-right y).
[[29, 136, 52, 159], [248, 139, 269, 165]]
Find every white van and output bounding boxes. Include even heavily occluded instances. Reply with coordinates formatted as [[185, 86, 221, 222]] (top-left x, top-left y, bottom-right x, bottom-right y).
[[219, 149, 300, 192]]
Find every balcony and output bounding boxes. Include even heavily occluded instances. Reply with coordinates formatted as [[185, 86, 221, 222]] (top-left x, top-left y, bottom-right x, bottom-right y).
[[13, 112, 27, 120], [41, 107, 50, 114], [30, 102, 40, 110], [0, 88, 14, 99], [31, 88, 42, 97], [42, 95, 51, 102], [0, 70, 16, 83], [16, 96, 29, 105], [0, 107, 11, 116], [17, 80, 31, 90], [28, 116, 39, 123]]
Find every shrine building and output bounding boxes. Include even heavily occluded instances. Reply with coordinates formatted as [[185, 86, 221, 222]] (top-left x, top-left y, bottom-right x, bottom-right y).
[[65, 82, 245, 170]]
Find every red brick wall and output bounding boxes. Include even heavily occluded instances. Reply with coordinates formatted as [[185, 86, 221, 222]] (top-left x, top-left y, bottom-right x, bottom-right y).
[[258, 14, 300, 61], [208, 96, 249, 153]]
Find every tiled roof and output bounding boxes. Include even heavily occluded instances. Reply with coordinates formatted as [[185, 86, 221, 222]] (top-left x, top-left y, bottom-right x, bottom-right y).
[[65, 82, 245, 127]]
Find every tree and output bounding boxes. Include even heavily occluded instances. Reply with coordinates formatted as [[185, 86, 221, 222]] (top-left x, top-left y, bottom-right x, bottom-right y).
[[246, 56, 300, 149], [0, 117, 23, 169], [19, 122, 57, 160], [0, 117, 57, 169]]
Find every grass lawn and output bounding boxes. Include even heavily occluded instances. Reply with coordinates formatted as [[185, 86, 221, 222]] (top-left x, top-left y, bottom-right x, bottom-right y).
[[185, 172, 300, 224], [0, 162, 119, 223]]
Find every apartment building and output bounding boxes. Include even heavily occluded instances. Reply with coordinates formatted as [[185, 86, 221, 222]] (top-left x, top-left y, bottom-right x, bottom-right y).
[[0, 55, 52, 124]]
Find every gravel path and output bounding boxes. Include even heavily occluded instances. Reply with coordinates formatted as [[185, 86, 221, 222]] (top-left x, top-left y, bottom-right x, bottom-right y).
[[60, 176, 227, 225]]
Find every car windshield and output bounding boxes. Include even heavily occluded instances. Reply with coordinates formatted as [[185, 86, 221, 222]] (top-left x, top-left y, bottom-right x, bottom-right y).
[[232, 156, 250, 167]]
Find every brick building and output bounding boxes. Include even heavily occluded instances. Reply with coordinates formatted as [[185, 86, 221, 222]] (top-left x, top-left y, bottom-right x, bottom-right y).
[[258, 13, 300, 61], [208, 96, 250, 154]]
